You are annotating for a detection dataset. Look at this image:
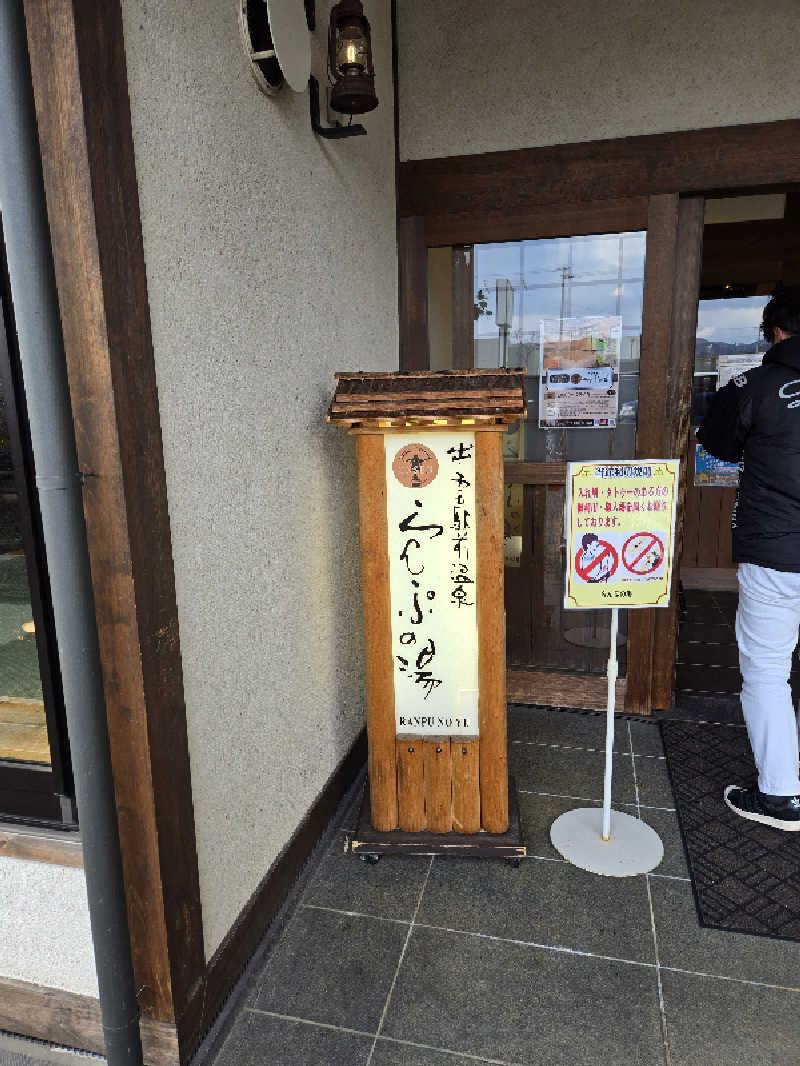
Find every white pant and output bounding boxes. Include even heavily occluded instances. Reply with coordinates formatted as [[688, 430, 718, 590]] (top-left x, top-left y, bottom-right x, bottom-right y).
[[736, 562, 800, 796]]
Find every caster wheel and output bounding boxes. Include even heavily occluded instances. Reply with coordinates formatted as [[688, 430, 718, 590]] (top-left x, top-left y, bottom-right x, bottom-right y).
[[506, 858, 522, 869], [360, 853, 381, 865]]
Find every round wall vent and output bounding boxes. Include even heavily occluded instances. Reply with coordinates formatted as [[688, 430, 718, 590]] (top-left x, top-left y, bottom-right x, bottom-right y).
[[239, 0, 311, 96]]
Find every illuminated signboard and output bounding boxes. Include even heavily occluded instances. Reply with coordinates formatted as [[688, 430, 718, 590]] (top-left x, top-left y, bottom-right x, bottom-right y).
[[385, 432, 479, 737]]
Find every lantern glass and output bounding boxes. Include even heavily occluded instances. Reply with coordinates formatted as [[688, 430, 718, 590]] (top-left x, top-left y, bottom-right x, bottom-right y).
[[328, 1, 378, 116], [335, 22, 369, 74]]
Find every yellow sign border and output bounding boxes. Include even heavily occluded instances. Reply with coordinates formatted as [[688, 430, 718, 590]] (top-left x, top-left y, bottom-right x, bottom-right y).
[[564, 460, 679, 610]]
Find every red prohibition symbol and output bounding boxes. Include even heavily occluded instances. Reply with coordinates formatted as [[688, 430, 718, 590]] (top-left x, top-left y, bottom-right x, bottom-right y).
[[622, 532, 665, 575], [574, 537, 618, 583]]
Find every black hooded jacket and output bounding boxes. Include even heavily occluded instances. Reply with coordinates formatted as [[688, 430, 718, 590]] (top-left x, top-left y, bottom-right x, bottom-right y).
[[697, 335, 800, 573]]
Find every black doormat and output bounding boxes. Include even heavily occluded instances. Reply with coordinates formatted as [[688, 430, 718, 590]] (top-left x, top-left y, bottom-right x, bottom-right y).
[[661, 719, 800, 942]]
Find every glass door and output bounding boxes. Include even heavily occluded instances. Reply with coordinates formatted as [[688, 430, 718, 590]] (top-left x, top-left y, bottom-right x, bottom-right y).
[[428, 230, 647, 681], [0, 231, 73, 825]]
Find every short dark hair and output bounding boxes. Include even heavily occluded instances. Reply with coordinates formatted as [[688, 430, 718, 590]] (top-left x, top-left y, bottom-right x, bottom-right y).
[[762, 285, 800, 342]]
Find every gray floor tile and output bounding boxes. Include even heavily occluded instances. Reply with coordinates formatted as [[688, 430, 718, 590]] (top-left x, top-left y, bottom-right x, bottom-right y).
[[213, 1011, 373, 1066], [641, 807, 689, 880], [381, 926, 664, 1066], [251, 907, 408, 1031], [518, 788, 667, 864], [633, 754, 675, 808], [370, 1040, 495, 1066], [519, 790, 599, 859], [337, 789, 363, 832], [510, 743, 636, 805], [661, 969, 800, 1066], [305, 836, 431, 921], [651, 877, 800, 988], [417, 855, 656, 962], [626, 720, 665, 757], [508, 706, 607, 748]]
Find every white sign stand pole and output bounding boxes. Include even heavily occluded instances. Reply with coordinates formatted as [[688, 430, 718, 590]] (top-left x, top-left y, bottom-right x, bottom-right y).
[[601, 607, 618, 841], [550, 608, 663, 876]]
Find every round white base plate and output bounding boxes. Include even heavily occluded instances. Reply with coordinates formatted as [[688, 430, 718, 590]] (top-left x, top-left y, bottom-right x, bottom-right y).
[[550, 807, 663, 876], [563, 626, 626, 648]]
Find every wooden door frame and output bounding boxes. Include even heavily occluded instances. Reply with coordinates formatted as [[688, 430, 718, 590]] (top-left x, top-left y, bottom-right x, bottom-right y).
[[398, 118, 800, 711], [16, 4, 371, 1062], [21, 0, 205, 1053], [13, 1, 353, 1061]]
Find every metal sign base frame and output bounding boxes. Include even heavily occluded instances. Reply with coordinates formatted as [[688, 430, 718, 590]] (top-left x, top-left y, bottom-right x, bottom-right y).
[[549, 607, 664, 876]]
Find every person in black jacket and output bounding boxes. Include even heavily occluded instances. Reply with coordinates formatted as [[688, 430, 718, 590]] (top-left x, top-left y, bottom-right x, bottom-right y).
[[697, 285, 800, 830]]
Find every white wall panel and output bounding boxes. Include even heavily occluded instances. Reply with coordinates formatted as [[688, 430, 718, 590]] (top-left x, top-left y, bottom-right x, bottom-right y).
[[121, 0, 398, 958], [397, 0, 800, 160], [0, 860, 97, 996]]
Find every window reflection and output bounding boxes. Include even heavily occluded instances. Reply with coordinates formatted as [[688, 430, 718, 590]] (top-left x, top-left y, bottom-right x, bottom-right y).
[[0, 379, 48, 765], [426, 231, 647, 678], [693, 296, 768, 424], [471, 231, 646, 459]]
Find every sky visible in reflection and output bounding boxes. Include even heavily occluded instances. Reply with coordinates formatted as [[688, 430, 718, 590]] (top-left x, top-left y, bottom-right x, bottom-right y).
[[474, 232, 646, 341], [696, 296, 769, 349]]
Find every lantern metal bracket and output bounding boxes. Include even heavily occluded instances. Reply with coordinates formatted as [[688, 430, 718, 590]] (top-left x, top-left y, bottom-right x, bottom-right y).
[[309, 75, 367, 138]]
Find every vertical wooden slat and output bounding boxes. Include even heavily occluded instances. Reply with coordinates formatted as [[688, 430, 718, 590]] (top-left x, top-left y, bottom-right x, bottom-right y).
[[651, 195, 705, 709], [24, 0, 204, 1028], [451, 739, 480, 833], [451, 245, 474, 370], [503, 477, 531, 666], [423, 738, 452, 833], [476, 429, 509, 832], [398, 215, 429, 371], [355, 433, 398, 831], [696, 488, 720, 567], [396, 739, 426, 832], [635, 192, 680, 438]]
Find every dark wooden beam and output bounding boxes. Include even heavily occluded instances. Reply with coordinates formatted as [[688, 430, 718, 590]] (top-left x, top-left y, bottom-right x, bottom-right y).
[[626, 194, 680, 715], [23, 0, 204, 1029], [783, 190, 800, 284], [700, 216, 800, 289], [652, 196, 705, 709], [0, 825, 82, 867], [0, 977, 178, 1066], [398, 215, 429, 370], [507, 669, 627, 712], [625, 195, 704, 713], [400, 120, 800, 223], [423, 197, 649, 248], [503, 462, 567, 485]]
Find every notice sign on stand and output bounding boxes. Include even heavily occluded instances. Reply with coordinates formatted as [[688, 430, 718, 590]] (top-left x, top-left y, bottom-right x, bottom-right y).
[[564, 460, 679, 610], [552, 458, 674, 877]]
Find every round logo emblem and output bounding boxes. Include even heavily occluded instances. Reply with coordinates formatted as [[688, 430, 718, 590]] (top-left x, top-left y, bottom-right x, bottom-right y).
[[392, 443, 439, 488]]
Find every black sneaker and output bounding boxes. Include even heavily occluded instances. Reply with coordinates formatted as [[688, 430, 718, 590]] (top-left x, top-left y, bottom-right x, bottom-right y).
[[724, 785, 800, 831]]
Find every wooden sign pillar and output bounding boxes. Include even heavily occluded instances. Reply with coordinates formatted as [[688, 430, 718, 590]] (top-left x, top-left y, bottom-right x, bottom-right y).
[[328, 370, 527, 859]]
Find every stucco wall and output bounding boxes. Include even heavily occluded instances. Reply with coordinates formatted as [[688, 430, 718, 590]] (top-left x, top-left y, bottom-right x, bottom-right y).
[[0, 860, 97, 996], [397, 0, 800, 160], [120, 1, 397, 957]]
